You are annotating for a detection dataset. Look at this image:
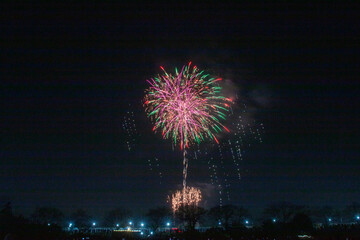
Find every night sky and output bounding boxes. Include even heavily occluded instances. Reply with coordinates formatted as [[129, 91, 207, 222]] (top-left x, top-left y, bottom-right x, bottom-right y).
[[1, 2, 359, 218]]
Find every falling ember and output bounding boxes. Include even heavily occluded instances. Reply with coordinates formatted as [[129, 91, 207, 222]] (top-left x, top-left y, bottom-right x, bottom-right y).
[[169, 186, 202, 213]]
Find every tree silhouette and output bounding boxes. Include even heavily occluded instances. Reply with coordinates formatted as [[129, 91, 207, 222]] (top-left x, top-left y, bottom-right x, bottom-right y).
[[175, 205, 206, 231], [310, 206, 335, 224], [344, 202, 360, 222], [0, 202, 12, 218], [70, 209, 91, 228], [104, 207, 131, 227], [208, 204, 248, 229], [263, 202, 305, 223], [146, 206, 171, 232], [31, 207, 64, 225]]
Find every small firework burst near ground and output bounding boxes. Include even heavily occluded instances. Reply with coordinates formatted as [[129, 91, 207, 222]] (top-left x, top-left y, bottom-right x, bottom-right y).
[[170, 186, 202, 213]]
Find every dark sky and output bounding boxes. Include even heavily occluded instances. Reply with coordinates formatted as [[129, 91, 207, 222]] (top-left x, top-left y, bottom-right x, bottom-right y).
[[1, 2, 359, 218]]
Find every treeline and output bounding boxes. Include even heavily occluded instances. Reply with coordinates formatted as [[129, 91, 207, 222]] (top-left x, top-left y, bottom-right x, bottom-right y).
[[1, 201, 360, 239]]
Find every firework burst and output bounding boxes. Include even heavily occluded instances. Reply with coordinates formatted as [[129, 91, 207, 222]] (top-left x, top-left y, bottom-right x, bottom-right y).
[[144, 62, 231, 210], [169, 186, 202, 213], [144, 62, 232, 150]]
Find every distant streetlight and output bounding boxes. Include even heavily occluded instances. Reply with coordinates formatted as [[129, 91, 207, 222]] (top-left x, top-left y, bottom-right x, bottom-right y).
[[140, 222, 144, 227], [69, 223, 73, 228], [166, 222, 170, 226], [245, 220, 249, 224], [356, 216, 360, 220], [150, 231, 153, 235], [328, 218, 332, 222], [140, 232, 144, 235], [47, 223, 51, 226], [218, 221, 222, 226], [272, 218, 276, 223], [92, 222, 96, 226], [129, 221, 133, 225], [116, 223, 119, 227]]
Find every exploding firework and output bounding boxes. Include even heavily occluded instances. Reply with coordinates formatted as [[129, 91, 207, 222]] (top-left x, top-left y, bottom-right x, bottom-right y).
[[144, 62, 231, 210], [170, 186, 202, 213], [144, 62, 232, 151]]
